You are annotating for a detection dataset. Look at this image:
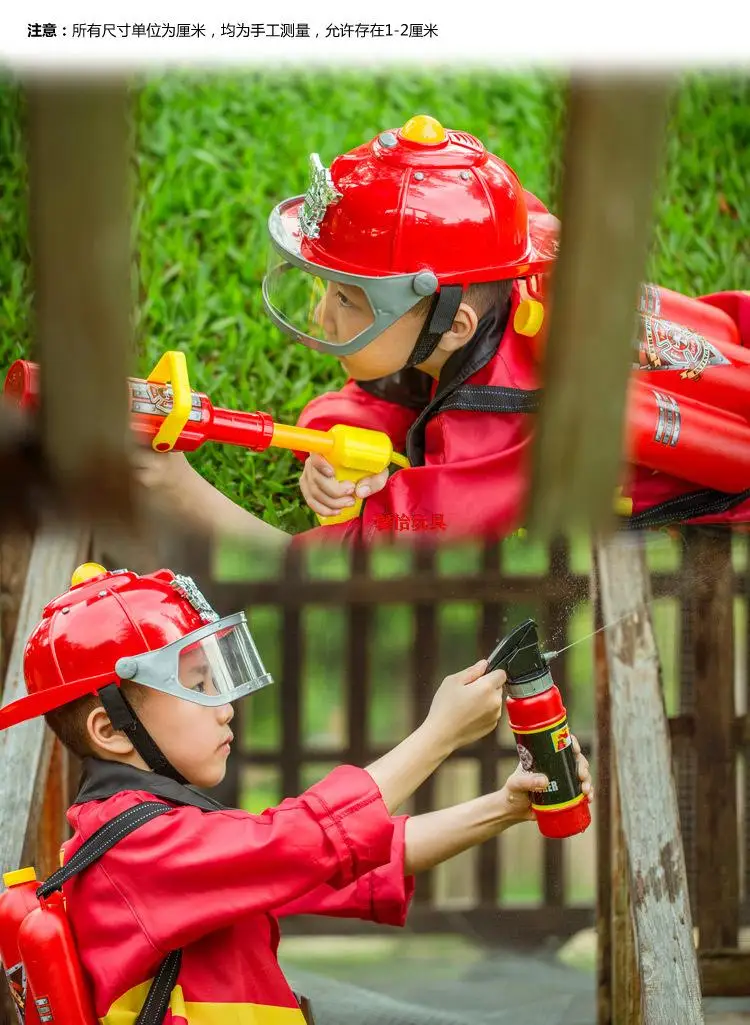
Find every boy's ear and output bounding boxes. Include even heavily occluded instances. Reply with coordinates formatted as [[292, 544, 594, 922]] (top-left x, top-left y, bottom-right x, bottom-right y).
[[86, 704, 136, 758], [435, 302, 479, 355]]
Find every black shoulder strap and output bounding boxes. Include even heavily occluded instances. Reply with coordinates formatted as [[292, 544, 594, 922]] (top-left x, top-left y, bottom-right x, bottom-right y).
[[37, 800, 182, 1025], [437, 383, 543, 415], [623, 486, 750, 529]]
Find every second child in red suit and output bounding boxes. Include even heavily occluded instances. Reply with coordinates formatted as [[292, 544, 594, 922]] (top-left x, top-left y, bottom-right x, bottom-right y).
[[0, 563, 593, 1022]]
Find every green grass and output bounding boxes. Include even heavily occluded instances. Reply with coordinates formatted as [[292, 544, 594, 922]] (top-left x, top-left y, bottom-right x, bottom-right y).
[[1, 71, 748, 532]]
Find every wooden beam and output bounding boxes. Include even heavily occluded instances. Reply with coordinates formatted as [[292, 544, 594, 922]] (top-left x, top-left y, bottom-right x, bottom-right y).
[[592, 548, 642, 1025], [699, 951, 750, 997], [596, 532, 703, 1024], [0, 527, 89, 876], [35, 738, 69, 880], [592, 566, 613, 1025], [26, 78, 135, 525], [688, 530, 739, 951], [528, 76, 672, 537], [0, 532, 34, 686], [611, 766, 643, 1025]]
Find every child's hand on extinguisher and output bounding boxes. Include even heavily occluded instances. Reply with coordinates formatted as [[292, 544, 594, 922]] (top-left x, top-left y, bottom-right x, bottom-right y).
[[499, 735, 594, 823]]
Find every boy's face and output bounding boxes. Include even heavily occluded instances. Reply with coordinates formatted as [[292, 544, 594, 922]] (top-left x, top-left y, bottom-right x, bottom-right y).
[[131, 647, 235, 789], [314, 281, 427, 380]]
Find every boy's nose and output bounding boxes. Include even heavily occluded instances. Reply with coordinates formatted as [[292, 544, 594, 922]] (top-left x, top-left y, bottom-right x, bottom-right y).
[[314, 297, 336, 341], [218, 702, 234, 725]]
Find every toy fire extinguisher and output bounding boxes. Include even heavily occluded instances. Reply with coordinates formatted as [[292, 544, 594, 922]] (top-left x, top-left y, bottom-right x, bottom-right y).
[[0, 869, 42, 1023], [0, 802, 179, 1024], [487, 618, 591, 839]]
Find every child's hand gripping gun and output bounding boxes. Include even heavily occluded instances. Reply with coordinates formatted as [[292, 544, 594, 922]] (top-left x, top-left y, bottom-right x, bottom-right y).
[[3, 352, 410, 527]]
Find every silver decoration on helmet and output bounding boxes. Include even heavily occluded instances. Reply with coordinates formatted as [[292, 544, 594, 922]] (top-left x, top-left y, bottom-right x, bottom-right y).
[[299, 154, 343, 240], [171, 575, 220, 623]]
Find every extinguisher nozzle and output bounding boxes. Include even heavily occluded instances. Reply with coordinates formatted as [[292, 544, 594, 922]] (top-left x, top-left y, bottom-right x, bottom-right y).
[[541, 650, 559, 664]]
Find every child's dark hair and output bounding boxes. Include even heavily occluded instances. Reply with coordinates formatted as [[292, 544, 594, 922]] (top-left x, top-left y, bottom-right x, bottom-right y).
[[44, 683, 145, 759], [411, 279, 514, 322]]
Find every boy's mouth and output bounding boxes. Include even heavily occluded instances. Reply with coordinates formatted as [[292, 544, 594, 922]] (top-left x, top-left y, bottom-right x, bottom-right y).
[[218, 731, 234, 752]]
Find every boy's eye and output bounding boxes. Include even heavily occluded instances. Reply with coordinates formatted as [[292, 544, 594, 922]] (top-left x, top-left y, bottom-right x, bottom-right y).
[[336, 290, 353, 308], [192, 681, 206, 694]]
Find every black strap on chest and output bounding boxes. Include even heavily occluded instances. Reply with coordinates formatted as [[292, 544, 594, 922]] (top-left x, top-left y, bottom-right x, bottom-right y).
[[623, 486, 750, 528], [437, 383, 543, 415], [38, 801, 181, 1025]]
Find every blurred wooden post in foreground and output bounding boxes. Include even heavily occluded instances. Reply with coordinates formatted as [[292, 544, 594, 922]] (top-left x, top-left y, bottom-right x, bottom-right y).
[[529, 77, 672, 538]]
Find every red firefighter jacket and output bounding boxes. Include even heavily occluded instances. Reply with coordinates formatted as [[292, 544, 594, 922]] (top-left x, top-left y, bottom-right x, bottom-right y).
[[62, 758, 414, 1024], [291, 285, 750, 546]]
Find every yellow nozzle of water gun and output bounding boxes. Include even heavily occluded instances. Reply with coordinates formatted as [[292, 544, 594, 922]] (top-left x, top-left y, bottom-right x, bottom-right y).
[[270, 422, 409, 526]]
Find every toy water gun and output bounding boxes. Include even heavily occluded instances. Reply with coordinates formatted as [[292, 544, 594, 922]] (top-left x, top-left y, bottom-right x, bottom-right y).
[[3, 353, 409, 527], [517, 283, 750, 495], [487, 618, 591, 840]]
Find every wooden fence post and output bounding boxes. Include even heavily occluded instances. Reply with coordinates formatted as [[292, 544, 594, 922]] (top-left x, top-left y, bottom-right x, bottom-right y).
[[596, 532, 703, 1024], [0, 527, 90, 876]]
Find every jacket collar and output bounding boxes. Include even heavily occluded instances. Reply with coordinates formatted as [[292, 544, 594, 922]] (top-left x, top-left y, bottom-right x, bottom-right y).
[[73, 756, 228, 812]]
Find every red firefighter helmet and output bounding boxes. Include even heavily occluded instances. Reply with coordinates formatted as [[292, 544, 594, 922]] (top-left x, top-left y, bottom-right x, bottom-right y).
[[263, 114, 559, 356], [0, 563, 271, 733]]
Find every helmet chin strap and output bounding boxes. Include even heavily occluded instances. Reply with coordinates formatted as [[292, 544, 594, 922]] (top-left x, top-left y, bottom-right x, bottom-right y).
[[98, 684, 189, 786], [404, 285, 464, 369]]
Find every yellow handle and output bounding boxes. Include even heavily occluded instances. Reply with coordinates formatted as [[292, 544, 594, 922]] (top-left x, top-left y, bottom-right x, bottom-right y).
[[146, 351, 192, 452], [314, 424, 409, 527], [317, 464, 369, 526]]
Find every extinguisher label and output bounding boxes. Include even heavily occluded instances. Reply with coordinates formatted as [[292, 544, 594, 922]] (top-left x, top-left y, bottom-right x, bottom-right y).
[[4, 961, 27, 1024], [550, 724, 572, 751], [514, 717, 580, 807], [129, 382, 203, 422]]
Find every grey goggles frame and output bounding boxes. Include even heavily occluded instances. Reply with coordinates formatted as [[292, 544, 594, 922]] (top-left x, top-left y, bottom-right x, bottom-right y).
[[262, 196, 439, 356], [114, 612, 273, 707]]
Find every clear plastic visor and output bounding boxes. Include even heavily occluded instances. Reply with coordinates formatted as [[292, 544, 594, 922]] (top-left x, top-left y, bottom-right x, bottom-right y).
[[263, 248, 377, 349], [114, 613, 273, 706]]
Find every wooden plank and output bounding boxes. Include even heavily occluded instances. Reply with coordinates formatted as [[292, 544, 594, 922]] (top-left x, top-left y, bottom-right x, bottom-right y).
[[203, 570, 591, 609], [593, 575, 614, 1025], [528, 77, 672, 537], [611, 756, 643, 1025], [597, 532, 703, 1024], [690, 530, 739, 951], [477, 541, 503, 905], [678, 538, 699, 914], [0, 532, 34, 687], [27, 79, 134, 523], [203, 566, 714, 611], [235, 741, 591, 766], [411, 545, 438, 906], [347, 544, 370, 768], [35, 738, 68, 880], [542, 539, 569, 909], [0, 527, 89, 876], [699, 951, 750, 997], [280, 545, 304, 799]]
